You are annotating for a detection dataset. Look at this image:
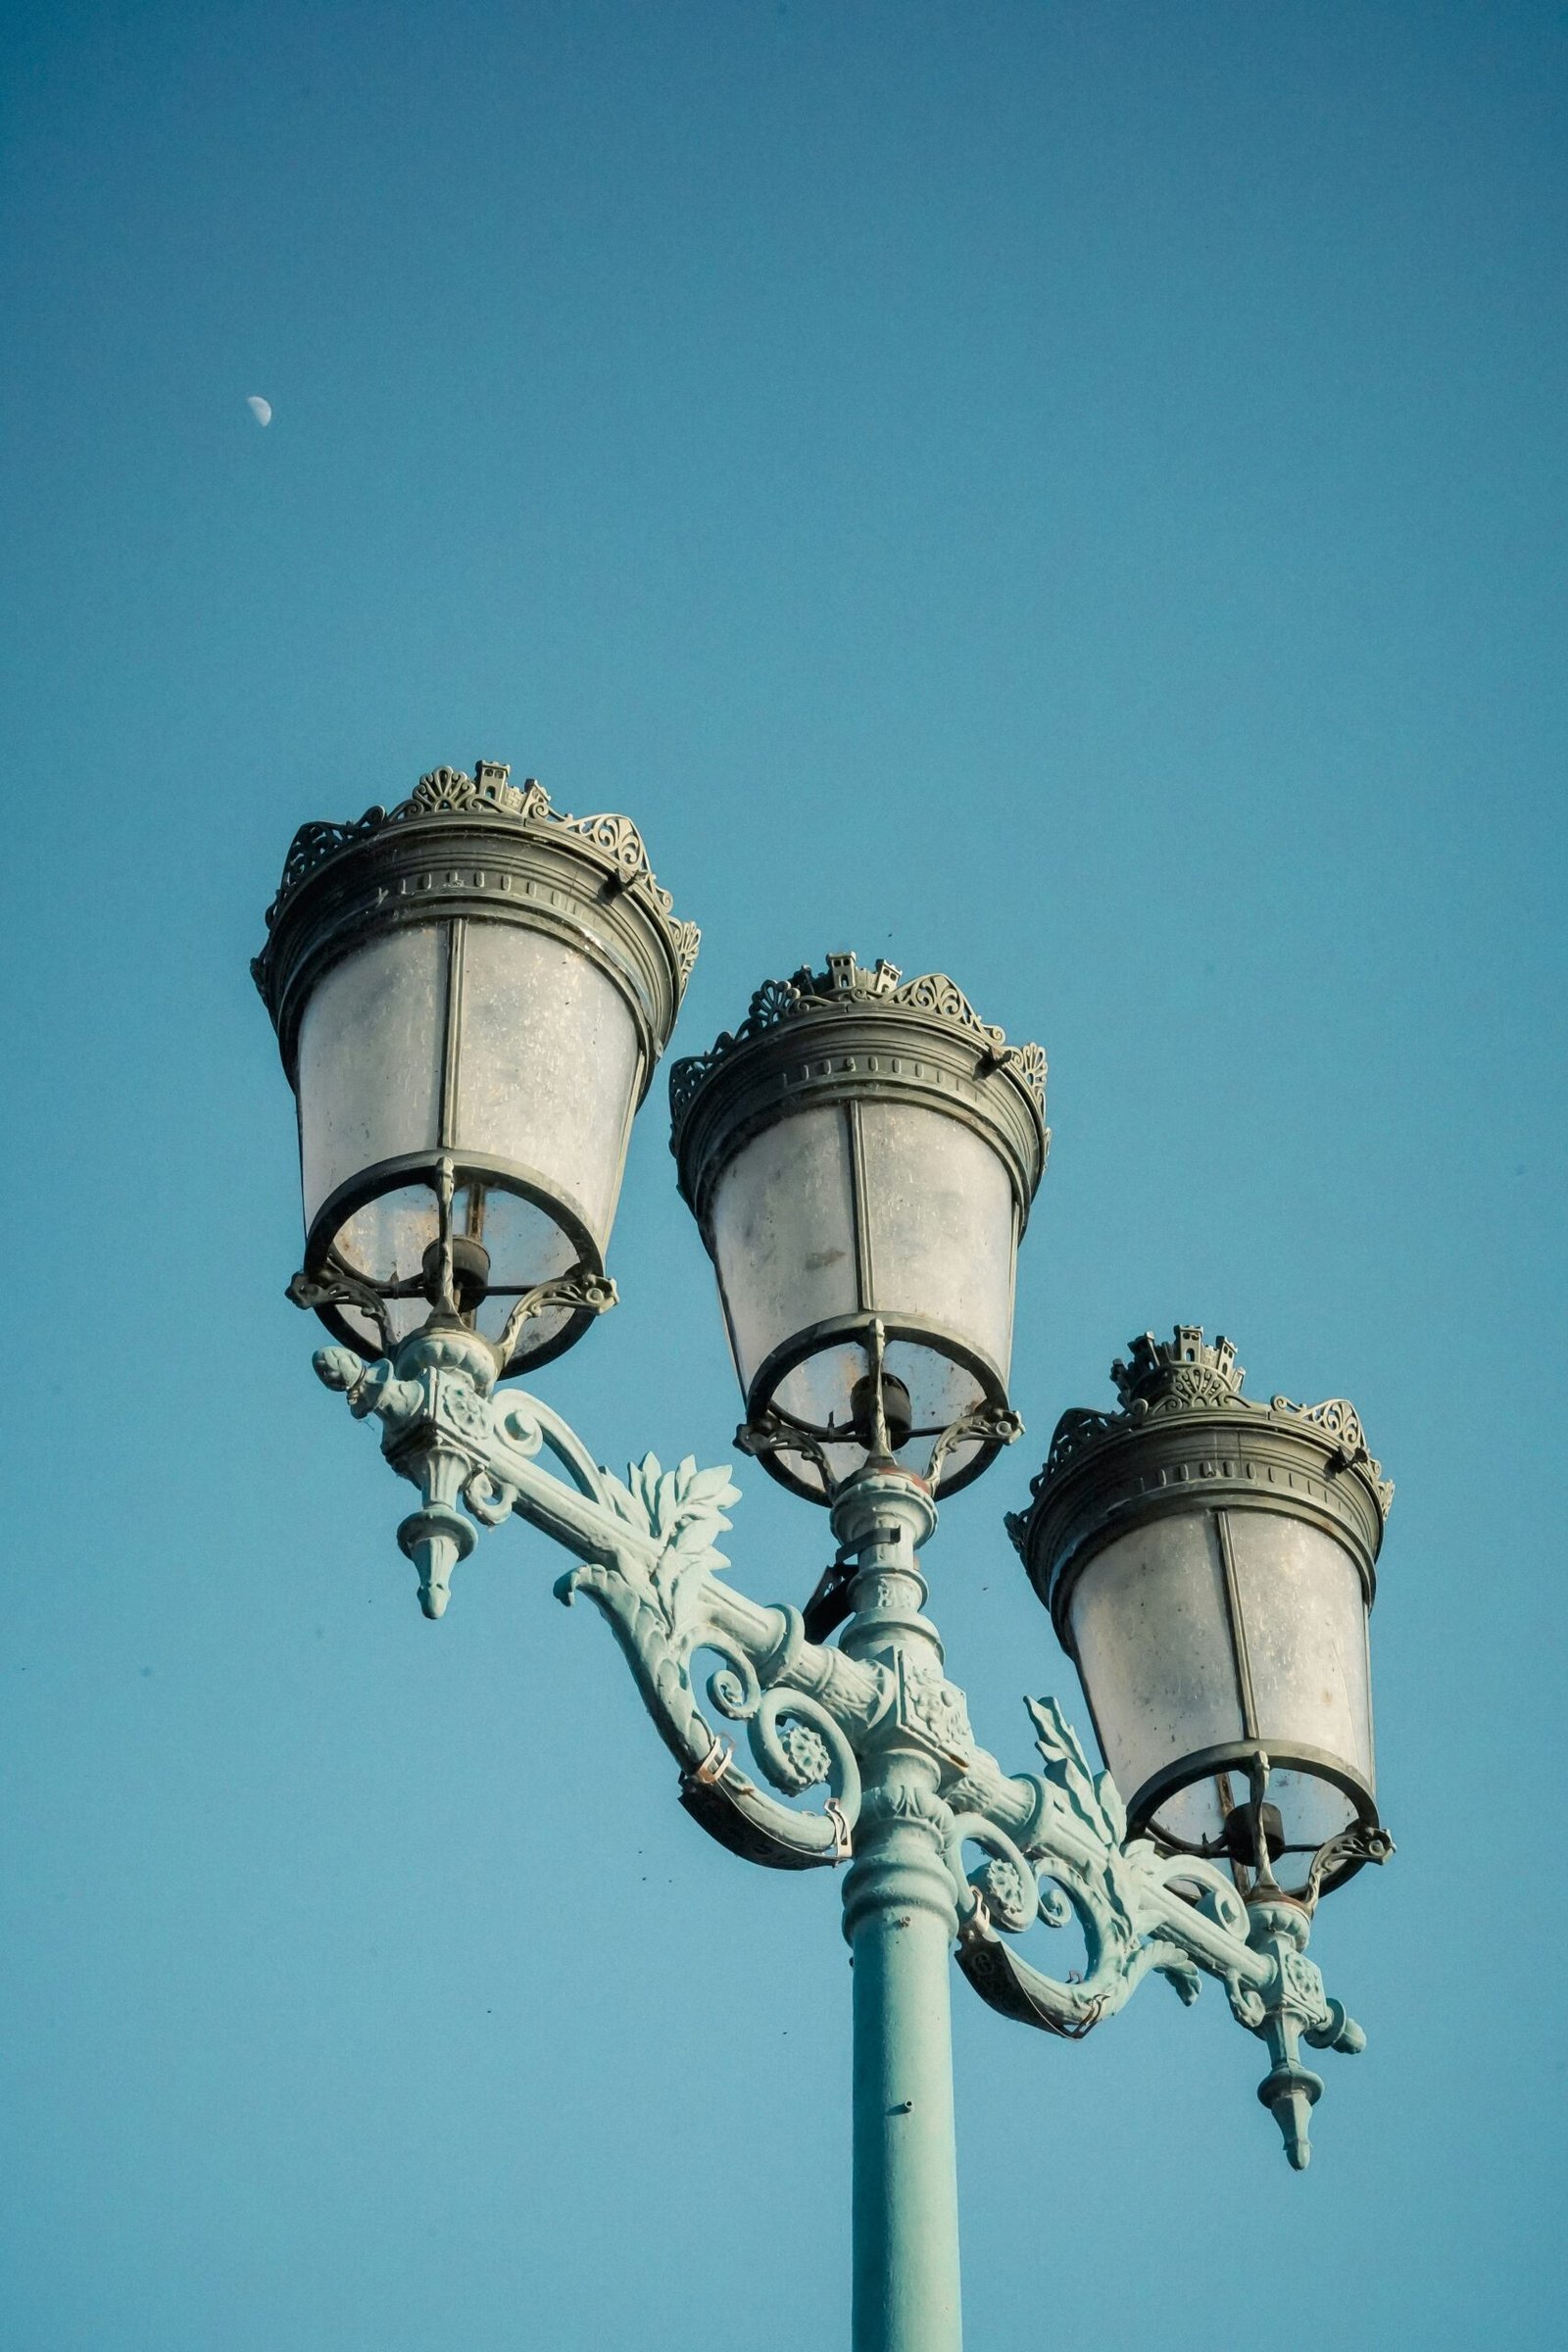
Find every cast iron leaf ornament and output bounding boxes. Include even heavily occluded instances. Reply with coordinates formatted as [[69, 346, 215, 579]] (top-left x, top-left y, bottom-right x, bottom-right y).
[[593, 1452, 742, 1635], [1027, 1693, 1126, 1850]]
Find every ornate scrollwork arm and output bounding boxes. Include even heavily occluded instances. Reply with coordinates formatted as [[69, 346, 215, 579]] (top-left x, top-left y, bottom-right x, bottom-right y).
[[1301, 1821, 1396, 1913], [944, 1763, 1209, 2042], [311, 1329, 885, 1863], [554, 1462, 871, 1870], [939, 1691, 1376, 2167], [926, 1401, 1023, 1491], [306, 1323, 1381, 2171], [734, 1407, 833, 1491]]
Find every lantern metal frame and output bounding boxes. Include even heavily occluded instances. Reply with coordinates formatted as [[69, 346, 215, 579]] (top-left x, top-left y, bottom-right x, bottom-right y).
[[253, 761, 699, 1375], [668, 953, 1049, 1500], [1007, 1327, 1392, 1898]]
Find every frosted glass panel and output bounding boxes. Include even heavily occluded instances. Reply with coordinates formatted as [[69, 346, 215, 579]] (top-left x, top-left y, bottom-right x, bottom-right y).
[[455, 924, 642, 1248], [772, 1336, 867, 1438], [333, 1185, 440, 1285], [297, 924, 445, 1226], [858, 1102, 1015, 1375], [1150, 1776, 1229, 1849], [1228, 1513, 1374, 1788], [461, 1186, 580, 1302], [1152, 1768, 1356, 1859], [770, 1332, 984, 1437], [1255, 1767, 1357, 1854], [710, 1106, 858, 1392], [320, 1185, 441, 1349], [1069, 1514, 1244, 1807]]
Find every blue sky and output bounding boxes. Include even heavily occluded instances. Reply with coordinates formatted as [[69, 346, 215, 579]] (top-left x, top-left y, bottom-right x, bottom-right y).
[[2, 4, 1564, 2345]]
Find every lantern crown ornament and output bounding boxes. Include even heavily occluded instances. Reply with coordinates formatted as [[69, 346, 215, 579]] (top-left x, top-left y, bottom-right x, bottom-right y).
[[669, 952, 1047, 1506], [1009, 1326, 1393, 1901], [254, 760, 700, 1040], [1111, 1324, 1245, 1406], [667, 950, 1048, 1146], [254, 760, 697, 1379]]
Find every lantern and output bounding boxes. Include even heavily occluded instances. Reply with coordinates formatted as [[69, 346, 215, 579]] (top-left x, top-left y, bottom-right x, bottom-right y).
[[254, 760, 698, 1374], [669, 954, 1048, 1500], [1009, 1328, 1390, 1894]]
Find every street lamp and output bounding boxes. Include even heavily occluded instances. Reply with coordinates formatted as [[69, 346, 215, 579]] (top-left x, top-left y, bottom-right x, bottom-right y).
[[1009, 1326, 1388, 1894], [253, 760, 698, 1614], [257, 765, 1395, 2352], [1006, 1326, 1393, 2167]]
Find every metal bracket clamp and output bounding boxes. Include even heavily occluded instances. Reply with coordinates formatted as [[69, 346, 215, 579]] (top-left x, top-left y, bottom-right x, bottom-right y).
[[802, 1527, 906, 1642]]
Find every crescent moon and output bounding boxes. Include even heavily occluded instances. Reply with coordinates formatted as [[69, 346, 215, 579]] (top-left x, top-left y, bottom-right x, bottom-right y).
[[247, 396, 272, 426]]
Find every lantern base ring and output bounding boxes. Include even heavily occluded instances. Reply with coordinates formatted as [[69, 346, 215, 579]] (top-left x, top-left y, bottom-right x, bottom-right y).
[[739, 1310, 1016, 1503], [299, 1149, 609, 1374], [1128, 1740, 1383, 1901]]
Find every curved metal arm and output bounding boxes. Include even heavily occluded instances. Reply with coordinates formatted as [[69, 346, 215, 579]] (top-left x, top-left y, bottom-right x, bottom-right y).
[[935, 1693, 1386, 2167], [311, 1327, 1384, 2168], [314, 1335, 885, 1867]]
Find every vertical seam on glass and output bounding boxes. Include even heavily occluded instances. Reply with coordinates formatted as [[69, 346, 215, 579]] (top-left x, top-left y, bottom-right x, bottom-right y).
[[700, 1164, 751, 1404], [1214, 1509, 1260, 1740], [1004, 1196, 1019, 1368], [439, 917, 466, 1151], [848, 1100, 875, 1309], [720, 1284, 749, 1400], [603, 1048, 642, 1251]]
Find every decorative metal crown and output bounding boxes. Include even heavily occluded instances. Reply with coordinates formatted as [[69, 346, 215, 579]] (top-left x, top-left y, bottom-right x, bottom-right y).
[[256, 760, 700, 997], [1111, 1326, 1245, 1406], [1008, 1324, 1394, 1536], [667, 951, 1048, 1126]]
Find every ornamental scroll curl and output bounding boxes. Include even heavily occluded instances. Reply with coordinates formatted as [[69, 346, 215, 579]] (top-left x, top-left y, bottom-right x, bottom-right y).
[[945, 1696, 1243, 2037], [495, 1434, 866, 1869], [936, 1692, 1381, 2163], [550, 1448, 866, 1868], [1271, 1395, 1395, 1513], [311, 1342, 866, 1869]]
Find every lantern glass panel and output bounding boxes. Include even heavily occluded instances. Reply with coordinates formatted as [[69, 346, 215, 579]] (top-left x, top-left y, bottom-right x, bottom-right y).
[[1147, 1776, 1228, 1849], [710, 1104, 858, 1391], [297, 923, 445, 1232], [453, 922, 642, 1250], [1255, 1767, 1357, 1851], [858, 1101, 1015, 1373], [328, 1186, 446, 1351], [709, 1099, 1016, 1401], [1149, 1764, 1358, 1857], [1227, 1513, 1374, 1787], [1068, 1514, 1245, 1803], [457, 1187, 580, 1354], [296, 915, 644, 1310]]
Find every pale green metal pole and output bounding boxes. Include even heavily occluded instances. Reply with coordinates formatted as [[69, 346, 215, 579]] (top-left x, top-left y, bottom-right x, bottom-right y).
[[834, 1471, 963, 2352]]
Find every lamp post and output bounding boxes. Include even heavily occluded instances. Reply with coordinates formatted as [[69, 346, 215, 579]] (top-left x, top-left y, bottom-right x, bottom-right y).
[[255, 764, 1394, 2352]]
